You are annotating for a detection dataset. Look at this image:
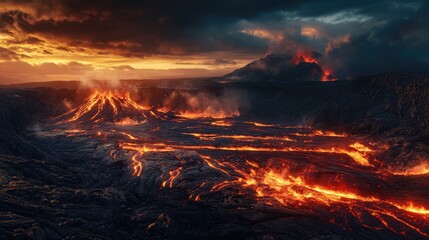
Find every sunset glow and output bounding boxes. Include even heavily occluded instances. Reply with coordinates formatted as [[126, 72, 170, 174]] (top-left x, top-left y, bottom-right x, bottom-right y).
[[1, 1, 429, 239]]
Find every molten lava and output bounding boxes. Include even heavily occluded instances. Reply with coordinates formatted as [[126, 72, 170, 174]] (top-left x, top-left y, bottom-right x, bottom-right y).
[[389, 161, 429, 176], [58, 90, 168, 123], [321, 69, 337, 81], [60, 90, 146, 122], [53, 95, 429, 238], [293, 51, 337, 82], [176, 110, 238, 119], [199, 155, 429, 238], [293, 51, 319, 65], [210, 120, 233, 126], [115, 117, 142, 125]]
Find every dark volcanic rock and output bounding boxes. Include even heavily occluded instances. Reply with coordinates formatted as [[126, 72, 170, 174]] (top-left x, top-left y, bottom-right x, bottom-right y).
[[0, 88, 74, 158], [222, 52, 325, 82], [0, 74, 429, 239], [229, 73, 429, 137]]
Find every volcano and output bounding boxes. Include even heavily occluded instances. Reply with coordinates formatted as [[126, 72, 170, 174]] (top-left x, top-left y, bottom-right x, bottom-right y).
[[58, 90, 167, 123], [222, 51, 333, 82]]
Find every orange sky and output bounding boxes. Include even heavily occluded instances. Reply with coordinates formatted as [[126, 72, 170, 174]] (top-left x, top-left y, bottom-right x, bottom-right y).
[[1, 0, 427, 84], [0, 1, 263, 84], [0, 31, 255, 83]]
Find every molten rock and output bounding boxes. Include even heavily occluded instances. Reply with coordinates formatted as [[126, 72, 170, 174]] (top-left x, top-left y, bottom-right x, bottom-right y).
[[57, 90, 167, 123]]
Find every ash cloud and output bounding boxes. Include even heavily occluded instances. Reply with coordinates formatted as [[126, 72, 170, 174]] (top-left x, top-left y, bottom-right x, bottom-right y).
[[0, 0, 428, 79]]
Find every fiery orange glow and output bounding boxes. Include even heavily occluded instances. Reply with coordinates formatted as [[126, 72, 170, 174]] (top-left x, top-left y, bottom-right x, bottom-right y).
[[301, 26, 321, 38], [64, 129, 86, 136], [119, 141, 373, 167], [235, 165, 429, 216], [175, 110, 238, 119], [210, 120, 233, 126], [115, 117, 143, 125], [120, 143, 176, 176], [389, 161, 429, 176], [131, 154, 143, 176], [235, 167, 376, 205], [157, 91, 241, 119], [59, 90, 150, 123], [119, 131, 138, 140], [321, 69, 337, 81], [292, 51, 337, 82], [199, 158, 429, 237], [162, 167, 182, 188], [245, 121, 275, 127], [350, 142, 373, 152], [313, 129, 346, 137], [121, 143, 175, 154], [58, 89, 243, 124], [186, 133, 294, 142], [293, 51, 319, 65], [57, 91, 429, 238]]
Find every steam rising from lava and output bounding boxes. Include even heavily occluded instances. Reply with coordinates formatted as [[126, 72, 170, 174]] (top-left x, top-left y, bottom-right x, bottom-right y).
[[58, 87, 244, 123], [57, 90, 164, 123], [159, 90, 242, 119]]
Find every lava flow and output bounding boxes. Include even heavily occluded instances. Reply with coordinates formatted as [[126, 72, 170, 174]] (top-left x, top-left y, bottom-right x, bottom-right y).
[[388, 161, 429, 176], [57, 90, 166, 123], [204, 159, 429, 238], [46, 89, 429, 239]]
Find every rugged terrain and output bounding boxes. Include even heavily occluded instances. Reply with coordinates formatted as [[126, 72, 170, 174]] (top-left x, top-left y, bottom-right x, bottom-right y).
[[0, 74, 429, 239]]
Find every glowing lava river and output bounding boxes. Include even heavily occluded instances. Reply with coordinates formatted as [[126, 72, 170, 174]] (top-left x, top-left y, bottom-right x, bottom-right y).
[[28, 90, 429, 239]]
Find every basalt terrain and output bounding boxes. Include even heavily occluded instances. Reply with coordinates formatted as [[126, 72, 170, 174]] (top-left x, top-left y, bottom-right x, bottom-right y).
[[0, 73, 429, 239]]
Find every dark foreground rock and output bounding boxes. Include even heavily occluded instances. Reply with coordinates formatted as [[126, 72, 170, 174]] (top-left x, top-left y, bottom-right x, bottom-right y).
[[0, 74, 428, 239]]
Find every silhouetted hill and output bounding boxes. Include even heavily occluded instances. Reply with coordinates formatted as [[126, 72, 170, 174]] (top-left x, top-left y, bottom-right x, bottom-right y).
[[222, 51, 327, 82]]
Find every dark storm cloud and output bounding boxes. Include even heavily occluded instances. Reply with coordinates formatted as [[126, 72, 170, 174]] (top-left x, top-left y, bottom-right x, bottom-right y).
[[324, 1, 429, 76], [1, 0, 290, 56], [1, 0, 428, 76], [0, 0, 354, 55]]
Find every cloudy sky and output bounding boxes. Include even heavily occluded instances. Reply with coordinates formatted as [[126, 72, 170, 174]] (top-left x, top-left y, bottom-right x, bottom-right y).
[[0, 0, 428, 83]]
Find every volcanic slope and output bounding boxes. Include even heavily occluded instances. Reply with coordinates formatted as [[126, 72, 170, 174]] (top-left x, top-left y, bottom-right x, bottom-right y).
[[56, 90, 168, 124]]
